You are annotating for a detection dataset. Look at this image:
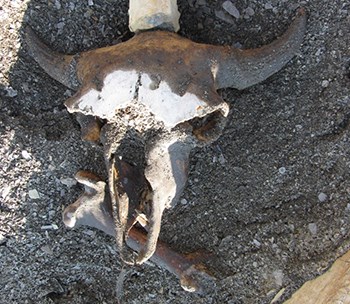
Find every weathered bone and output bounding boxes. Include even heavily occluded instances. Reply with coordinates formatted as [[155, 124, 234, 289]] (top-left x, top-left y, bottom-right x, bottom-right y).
[[63, 169, 216, 294], [129, 0, 180, 33], [26, 8, 306, 264], [25, 10, 306, 126]]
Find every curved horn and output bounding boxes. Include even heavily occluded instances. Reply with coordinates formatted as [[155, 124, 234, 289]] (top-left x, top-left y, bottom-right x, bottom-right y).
[[25, 27, 80, 90], [214, 8, 307, 90]]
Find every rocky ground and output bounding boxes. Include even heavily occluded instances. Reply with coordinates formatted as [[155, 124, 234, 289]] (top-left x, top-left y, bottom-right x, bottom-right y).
[[1, 0, 350, 303]]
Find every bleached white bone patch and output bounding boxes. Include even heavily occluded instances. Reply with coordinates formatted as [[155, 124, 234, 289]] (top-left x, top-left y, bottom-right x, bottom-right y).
[[67, 70, 228, 129]]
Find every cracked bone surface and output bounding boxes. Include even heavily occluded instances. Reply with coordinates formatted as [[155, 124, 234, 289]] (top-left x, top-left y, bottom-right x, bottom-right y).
[[129, 0, 180, 32], [63, 169, 216, 294], [26, 8, 306, 264]]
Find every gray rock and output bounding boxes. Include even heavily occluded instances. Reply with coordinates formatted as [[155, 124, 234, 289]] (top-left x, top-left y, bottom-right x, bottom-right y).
[[308, 223, 318, 235], [318, 192, 328, 202], [222, 1, 240, 19]]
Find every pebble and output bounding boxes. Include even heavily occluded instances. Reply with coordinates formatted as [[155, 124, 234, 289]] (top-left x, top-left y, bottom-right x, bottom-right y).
[[88, 0, 94, 6], [219, 154, 226, 165], [321, 80, 329, 87], [278, 167, 286, 174], [41, 224, 59, 230], [5, 86, 17, 97], [273, 269, 284, 286], [215, 10, 235, 24], [54, 0, 61, 9], [222, 1, 240, 19], [60, 177, 77, 188], [28, 189, 40, 199], [1, 185, 11, 199], [180, 198, 188, 205], [56, 21, 65, 29], [252, 239, 261, 247], [21, 150, 31, 160], [318, 192, 328, 202], [308, 223, 317, 235], [83, 229, 96, 237], [245, 7, 255, 17], [41, 245, 53, 255], [264, 3, 273, 10]]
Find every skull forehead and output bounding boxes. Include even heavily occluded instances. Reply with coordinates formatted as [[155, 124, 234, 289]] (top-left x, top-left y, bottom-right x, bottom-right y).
[[66, 69, 228, 129], [65, 31, 223, 112]]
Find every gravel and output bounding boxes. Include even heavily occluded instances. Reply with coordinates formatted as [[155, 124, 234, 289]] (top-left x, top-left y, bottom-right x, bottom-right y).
[[1, 0, 350, 303]]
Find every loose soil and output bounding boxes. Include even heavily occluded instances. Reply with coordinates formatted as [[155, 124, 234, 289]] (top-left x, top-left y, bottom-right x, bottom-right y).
[[1, 0, 350, 303]]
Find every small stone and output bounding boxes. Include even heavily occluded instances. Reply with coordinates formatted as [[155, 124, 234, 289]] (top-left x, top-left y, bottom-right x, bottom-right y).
[[88, 0, 94, 6], [41, 245, 53, 255], [1, 186, 11, 199], [215, 10, 235, 24], [253, 262, 258, 267], [41, 224, 58, 230], [56, 21, 65, 30], [21, 150, 31, 160], [308, 223, 317, 235], [321, 80, 329, 87], [264, 3, 273, 10], [180, 198, 187, 205], [54, 0, 61, 9], [252, 239, 261, 247], [219, 154, 226, 165], [60, 177, 77, 188], [5, 86, 17, 97], [318, 192, 328, 202], [83, 229, 96, 237], [28, 189, 40, 199], [273, 269, 284, 286], [278, 167, 286, 174], [245, 7, 255, 17], [222, 1, 240, 19]]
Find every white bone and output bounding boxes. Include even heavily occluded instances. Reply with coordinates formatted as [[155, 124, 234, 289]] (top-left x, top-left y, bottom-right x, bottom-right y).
[[70, 70, 229, 129]]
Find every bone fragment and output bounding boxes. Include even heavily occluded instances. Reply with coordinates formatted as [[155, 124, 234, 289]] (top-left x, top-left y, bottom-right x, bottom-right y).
[[284, 249, 350, 304], [129, 0, 180, 32], [62, 170, 215, 294], [127, 227, 216, 294]]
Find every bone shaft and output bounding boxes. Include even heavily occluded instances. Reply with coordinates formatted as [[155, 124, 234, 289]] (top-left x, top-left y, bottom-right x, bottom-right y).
[[127, 226, 194, 276], [128, 0, 180, 32]]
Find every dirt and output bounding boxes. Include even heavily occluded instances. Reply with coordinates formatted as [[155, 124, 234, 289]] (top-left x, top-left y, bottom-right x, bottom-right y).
[[1, 0, 350, 303]]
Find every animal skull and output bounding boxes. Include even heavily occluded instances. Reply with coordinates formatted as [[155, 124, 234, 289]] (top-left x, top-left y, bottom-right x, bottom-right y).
[[25, 6, 306, 265]]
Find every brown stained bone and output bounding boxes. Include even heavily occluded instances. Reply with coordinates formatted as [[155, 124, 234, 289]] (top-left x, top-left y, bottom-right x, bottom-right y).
[[25, 9, 306, 109], [127, 227, 216, 294], [62, 169, 216, 294]]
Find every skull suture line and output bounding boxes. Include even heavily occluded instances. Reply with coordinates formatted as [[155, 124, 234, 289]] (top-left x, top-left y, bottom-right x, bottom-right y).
[[26, 9, 306, 266]]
